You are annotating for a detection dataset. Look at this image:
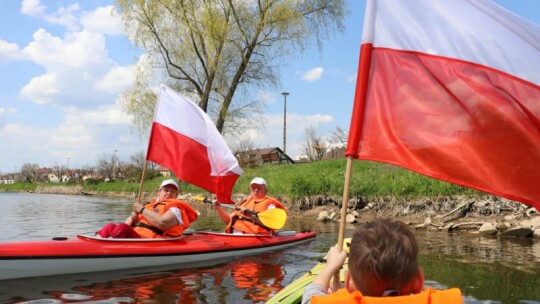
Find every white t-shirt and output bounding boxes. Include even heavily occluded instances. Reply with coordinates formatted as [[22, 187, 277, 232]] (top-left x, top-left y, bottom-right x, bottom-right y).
[[168, 207, 183, 225]]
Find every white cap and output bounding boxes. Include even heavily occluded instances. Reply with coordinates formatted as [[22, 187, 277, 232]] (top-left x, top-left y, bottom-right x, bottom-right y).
[[160, 179, 179, 190], [250, 177, 267, 187]]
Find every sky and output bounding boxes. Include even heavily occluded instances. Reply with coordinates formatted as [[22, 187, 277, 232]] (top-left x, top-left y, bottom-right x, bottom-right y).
[[0, 0, 539, 174]]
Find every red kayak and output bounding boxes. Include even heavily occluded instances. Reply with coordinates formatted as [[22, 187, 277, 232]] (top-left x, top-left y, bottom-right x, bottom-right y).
[[0, 230, 316, 280]]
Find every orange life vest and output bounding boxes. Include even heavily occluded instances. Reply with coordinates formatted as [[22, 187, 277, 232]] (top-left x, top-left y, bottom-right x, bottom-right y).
[[311, 287, 463, 304], [226, 196, 286, 235], [134, 199, 198, 238]]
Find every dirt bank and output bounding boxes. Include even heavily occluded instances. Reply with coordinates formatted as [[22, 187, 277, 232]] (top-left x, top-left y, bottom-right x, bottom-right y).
[[29, 187, 539, 232]]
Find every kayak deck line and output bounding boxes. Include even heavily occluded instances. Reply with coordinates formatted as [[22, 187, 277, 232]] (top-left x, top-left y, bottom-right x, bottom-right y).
[[1, 235, 313, 259], [0, 230, 316, 280]]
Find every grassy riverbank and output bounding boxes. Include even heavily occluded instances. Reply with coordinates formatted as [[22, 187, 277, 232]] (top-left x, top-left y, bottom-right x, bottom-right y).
[[1, 159, 477, 199]]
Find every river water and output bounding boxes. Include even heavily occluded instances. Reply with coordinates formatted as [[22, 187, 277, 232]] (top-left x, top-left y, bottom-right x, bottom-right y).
[[0, 192, 539, 303]]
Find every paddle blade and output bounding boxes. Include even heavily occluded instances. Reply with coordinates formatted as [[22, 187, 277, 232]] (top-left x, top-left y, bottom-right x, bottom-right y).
[[257, 208, 287, 230], [192, 196, 207, 202]]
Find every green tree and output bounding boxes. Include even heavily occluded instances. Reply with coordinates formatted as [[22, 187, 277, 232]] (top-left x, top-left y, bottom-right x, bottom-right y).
[[117, 0, 346, 135]]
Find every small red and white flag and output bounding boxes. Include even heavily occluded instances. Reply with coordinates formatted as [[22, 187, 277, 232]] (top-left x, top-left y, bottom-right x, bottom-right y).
[[347, 0, 540, 209], [147, 85, 243, 203]]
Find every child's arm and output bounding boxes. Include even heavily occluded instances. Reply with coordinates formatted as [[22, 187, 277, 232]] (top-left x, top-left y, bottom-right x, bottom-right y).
[[301, 246, 348, 304], [313, 246, 347, 291]]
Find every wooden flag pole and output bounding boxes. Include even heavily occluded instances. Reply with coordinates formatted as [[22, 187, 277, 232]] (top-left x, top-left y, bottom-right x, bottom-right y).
[[136, 160, 149, 205], [136, 92, 160, 206], [337, 155, 354, 249], [331, 155, 354, 291]]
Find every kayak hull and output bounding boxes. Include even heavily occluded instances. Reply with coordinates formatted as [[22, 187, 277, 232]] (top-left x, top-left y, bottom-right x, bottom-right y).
[[0, 231, 316, 280], [267, 237, 350, 304]]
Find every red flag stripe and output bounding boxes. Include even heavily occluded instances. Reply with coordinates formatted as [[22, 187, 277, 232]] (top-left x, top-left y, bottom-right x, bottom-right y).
[[350, 48, 540, 208]]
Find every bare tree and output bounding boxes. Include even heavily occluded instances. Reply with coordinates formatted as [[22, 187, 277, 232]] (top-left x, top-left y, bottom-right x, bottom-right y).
[[97, 154, 114, 180], [233, 137, 256, 167], [52, 162, 66, 182], [117, 0, 346, 136], [130, 150, 146, 172], [303, 125, 328, 161], [329, 126, 348, 147], [20, 163, 39, 183]]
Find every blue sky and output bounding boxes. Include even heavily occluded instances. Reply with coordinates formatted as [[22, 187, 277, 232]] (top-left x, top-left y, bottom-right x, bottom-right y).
[[0, 0, 539, 174]]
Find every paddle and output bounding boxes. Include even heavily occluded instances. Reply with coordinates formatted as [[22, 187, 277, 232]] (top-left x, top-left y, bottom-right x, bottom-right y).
[[193, 196, 287, 230]]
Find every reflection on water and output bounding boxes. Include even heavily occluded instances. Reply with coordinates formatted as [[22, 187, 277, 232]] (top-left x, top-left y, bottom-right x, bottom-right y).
[[418, 230, 540, 303], [1, 193, 539, 303], [46, 254, 288, 303]]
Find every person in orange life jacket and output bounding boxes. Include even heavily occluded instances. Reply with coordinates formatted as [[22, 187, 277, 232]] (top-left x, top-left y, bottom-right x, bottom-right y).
[[96, 179, 199, 238], [302, 218, 463, 304], [214, 177, 286, 235]]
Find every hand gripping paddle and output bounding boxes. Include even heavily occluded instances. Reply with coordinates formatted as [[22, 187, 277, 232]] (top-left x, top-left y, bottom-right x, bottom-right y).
[[194, 196, 287, 230]]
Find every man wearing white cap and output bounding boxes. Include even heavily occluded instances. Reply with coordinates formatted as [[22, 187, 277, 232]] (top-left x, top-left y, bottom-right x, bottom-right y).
[[96, 179, 199, 238], [215, 177, 286, 235]]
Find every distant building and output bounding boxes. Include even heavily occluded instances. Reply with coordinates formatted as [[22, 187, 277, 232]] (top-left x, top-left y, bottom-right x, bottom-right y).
[[323, 145, 346, 159], [156, 166, 172, 177], [35, 167, 60, 182], [296, 143, 346, 162], [0, 175, 15, 184], [236, 147, 295, 167]]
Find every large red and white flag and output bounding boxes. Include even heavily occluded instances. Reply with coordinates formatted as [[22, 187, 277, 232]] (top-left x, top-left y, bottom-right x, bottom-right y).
[[147, 85, 243, 203], [347, 0, 540, 209]]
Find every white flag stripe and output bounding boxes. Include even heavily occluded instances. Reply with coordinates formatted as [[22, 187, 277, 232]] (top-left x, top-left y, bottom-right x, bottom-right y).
[[155, 85, 207, 146], [204, 116, 244, 175], [363, 0, 540, 85]]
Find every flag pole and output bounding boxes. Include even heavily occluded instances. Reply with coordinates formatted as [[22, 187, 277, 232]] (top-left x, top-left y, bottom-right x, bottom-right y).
[[336, 0, 375, 249], [332, 0, 375, 289], [136, 160, 149, 205], [337, 156, 354, 249], [136, 86, 164, 205], [336, 44, 374, 249]]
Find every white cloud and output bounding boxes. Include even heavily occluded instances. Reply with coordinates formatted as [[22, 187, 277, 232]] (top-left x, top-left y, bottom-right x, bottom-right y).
[[0, 107, 17, 118], [44, 3, 81, 32], [19, 73, 60, 105], [257, 90, 276, 105], [1, 1, 144, 172], [22, 0, 81, 32], [0, 123, 50, 169], [299, 67, 324, 82], [67, 104, 132, 126], [0, 104, 142, 171], [19, 28, 130, 107], [21, 1, 123, 36], [24, 29, 109, 68], [348, 72, 357, 83], [0, 39, 24, 62], [95, 65, 134, 94], [81, 6, 124, 36], [21, 0, 46, 17]]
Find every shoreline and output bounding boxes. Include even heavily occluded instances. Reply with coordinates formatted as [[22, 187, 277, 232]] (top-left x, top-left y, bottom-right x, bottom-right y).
[[6, 187, 539, 238]]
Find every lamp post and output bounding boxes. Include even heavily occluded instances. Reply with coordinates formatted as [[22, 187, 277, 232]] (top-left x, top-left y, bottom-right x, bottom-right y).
[[281, 92, 290, 155], [113, 150, 117, 179], [66, 157, 70, 182]]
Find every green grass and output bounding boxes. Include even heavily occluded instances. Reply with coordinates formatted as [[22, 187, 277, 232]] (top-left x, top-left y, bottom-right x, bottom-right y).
[[231, 158, 477, 199], [0, 183, 36, 191], [1, 159, 478, 199]]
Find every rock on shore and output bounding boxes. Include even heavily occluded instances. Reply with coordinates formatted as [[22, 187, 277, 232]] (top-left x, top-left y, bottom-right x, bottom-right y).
[[286, 194, 540, 239]]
